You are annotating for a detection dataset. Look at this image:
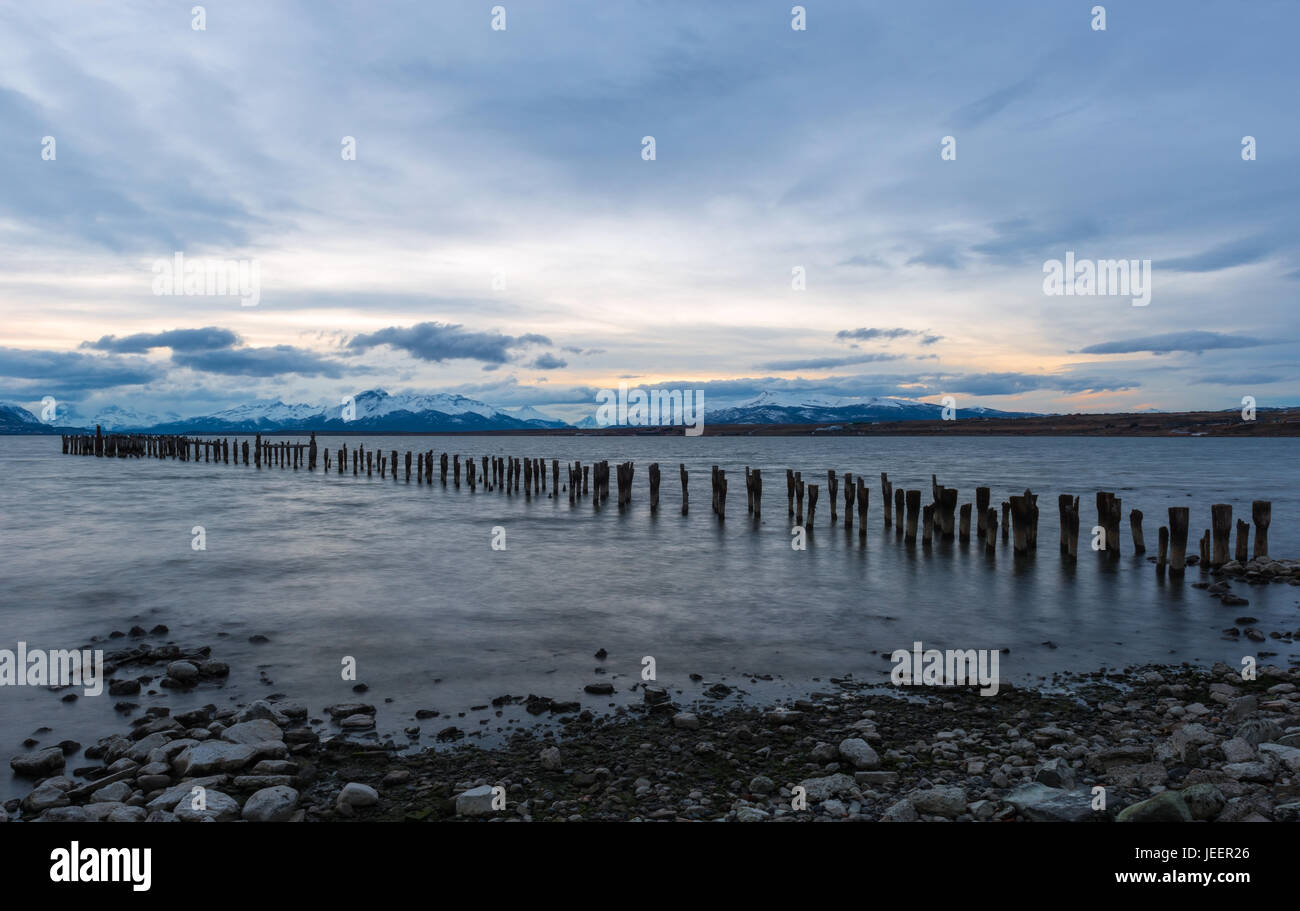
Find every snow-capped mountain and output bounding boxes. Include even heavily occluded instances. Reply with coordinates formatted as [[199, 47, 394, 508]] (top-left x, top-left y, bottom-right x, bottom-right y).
[[86, 404, 181, 431], [0, 403, 54, 433]]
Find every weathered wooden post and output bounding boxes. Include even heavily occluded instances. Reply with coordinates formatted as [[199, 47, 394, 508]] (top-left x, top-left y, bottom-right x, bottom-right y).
[[745, 467, 753, 514], [856, 478, 868, 540], [1157, 526, 1169, 571], [752, 469, 762, 518], [894, 488, 904, 536], [828, 470, 839, 523], [1129, 509, 1145, 553], [582, 464, 590, 496], [711, 465, 719, 514], [1058, 494, 1072, 552], [1235, 519, 1249, 563], [1168, 507, 1189, 573], [308, 432, 318, 470], [1000, 501, 1010, 541], [985, 508, 998, 552], [1199, 529, 1211, 568], [366, 451, 373, 477], [468, 457, 476, 490], [1210, 504, 1232, 567], [959, 503, 971, 542], [921, 503, 934, 545], [843, 473, 855, 532], [552, 459, 559, 497], [1066, 496, 1080, 558], [1009, 494, 1031, 553], [938, 487, 958, 539], [880, 474, 893, 529], [717, 468, 727, 519], [649, 462, 660, 512], [680, 464, 689, 514], [976, 487, 990, 539], [795, 475, 804, 525], [904, 490, 921, 543], [804, 484, 817, 529], [786, 469, 795, 516], [1251, 501, 1270, 558]]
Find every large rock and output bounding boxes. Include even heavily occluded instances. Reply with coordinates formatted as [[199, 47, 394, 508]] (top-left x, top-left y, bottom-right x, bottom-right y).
[[880, 798, 917, 822], [173, 742, 256, 777], [174, 789, 240, 822], [165, 660, 199, 683], [1181, 783, 1225, 821], [1005, 783, 1099, 822], [9, 747, 65, 777], [910, 786, 966, 819], [1117, 791, 1193, 823], [1259, 742, 1300, 773], [798, 774, 856, 802], [22, 784, 71, 813], [539, 747, 562, 770], [455, 785, 497, 817], [220, 720, 284, 745], [144, 775, 229, 812], [90, 780, 133, 803], [838, 738, 881, 770], [242, 785, 299, 822], [336, 782, 378, 808]]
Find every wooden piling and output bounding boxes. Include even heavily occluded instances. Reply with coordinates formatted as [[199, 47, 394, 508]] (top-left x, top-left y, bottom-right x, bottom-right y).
[[881, 473, 893, 528], [649, 463, 660, 512], [894, 488, 904, 536], [985, 508, 998, 552], [1168, 507, 1189, 572], [904, 489, 921, 543], [1128, 509, 1145, 553], [752, 469, 762, 518], [1157, 526, 1169, 570], [805, 483, 817, 529], [921, 502, 934, 545], [1210, 504, 1232, 567], [959, 503, 971, 542], [828, 470, 839, 523], [976, 487, 990, 538], [843, 473, 855, 532], [1235, 519, 1249, 563], [1251, 501, 1270, 558], [856, 477, 868, 540], [786, 469, 795, 516], [680, 463, 688, 514]]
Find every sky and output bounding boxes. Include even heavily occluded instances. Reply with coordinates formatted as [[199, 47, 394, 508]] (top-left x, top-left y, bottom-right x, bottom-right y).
[[1, 0, 1297, 423]]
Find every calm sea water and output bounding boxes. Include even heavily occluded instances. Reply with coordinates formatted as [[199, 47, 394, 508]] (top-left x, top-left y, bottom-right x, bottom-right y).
[[3, 433, 1299, 799]]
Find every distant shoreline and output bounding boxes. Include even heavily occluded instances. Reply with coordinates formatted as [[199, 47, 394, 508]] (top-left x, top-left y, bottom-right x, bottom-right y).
[[8, 408, 1300, 437]]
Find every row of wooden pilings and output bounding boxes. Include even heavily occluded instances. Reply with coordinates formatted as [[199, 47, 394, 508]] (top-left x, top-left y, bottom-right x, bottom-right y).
[[62, 426, 1273, 573]]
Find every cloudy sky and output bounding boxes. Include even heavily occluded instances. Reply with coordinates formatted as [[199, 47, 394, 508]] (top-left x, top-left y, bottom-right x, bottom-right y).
[[1, 0, 1297, 421]]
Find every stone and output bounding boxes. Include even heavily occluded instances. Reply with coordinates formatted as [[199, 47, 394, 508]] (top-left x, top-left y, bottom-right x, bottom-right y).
[[107, 806, 147, 823], [38, 806, 91, 822], [90, 780, 133, 803], [1034, 757, 1075, 789], [221, 720, 284, 745], [539, 746, 562, 770], [174, 789, 240, 822], [173, 742, 256, 777], [242, 786, 299, 822], [22, 784, 71, 813], [1117, 791, 1193, 823], [1005, 784, 1099, 823], [910, 786, 966, 819], [735, 806, 770, 822], [455, 785, 497, 816], [672, 713, 700, 730], [336, 782, 378, 808], [9, 747, 65, 777], [1259, 742, 1300, 773], [798, 773, 856, 801], [165, 661, 199, 683], [838, 738, 881, 770], [1180, 783, 1225, 821], [749, 775, 776, 795], [144, 776, 229, 812], [880, 798, 917, 822]]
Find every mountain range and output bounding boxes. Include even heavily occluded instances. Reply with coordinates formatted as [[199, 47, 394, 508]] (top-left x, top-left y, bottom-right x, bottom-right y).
[[0, 389, 1037, 433]]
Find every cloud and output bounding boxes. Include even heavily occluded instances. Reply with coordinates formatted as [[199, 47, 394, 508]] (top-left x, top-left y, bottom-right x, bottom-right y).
[[81, 327, 240, 353], [529, 353, 568, 370], [835, 328, 938, 345], [905, 245, 963, 270], [1078, 332, 1267, 355], [757, 353, 904, 370], [171, 346, 354, 378], [0, 347, 159, 392], [1161, 237, 1273, 273], [347, 322, 552, 365]]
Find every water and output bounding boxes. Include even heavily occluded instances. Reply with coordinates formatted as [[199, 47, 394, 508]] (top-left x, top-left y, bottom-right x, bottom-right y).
[[3, 433, 1299, 799]]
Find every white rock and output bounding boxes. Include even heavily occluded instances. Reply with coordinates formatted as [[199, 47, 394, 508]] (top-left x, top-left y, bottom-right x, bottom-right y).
[[242, 785, 299, 822], [173, 789, 240, 821], [455, 785, 497, 816], [838, 738, 881, 770], [220, 720, 284, 745], [336, 782, 379, 808], [173, 742, 256, 776]]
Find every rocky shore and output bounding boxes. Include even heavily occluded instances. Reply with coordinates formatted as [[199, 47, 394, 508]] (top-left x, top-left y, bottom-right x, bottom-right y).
[[5, 626, 1300, 823]]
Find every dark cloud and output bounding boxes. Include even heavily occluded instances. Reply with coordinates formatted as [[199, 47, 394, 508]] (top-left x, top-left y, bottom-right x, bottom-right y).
[[835, 328, 935, 344], [1078, 332, 1266, 355], [0, 347, 159, 392], [347, 321, 551, 364], [171, 346, 353, 378], [757, 353, 903, 370], [81, 327, 239, 353], [529, 353, 568, 370]]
